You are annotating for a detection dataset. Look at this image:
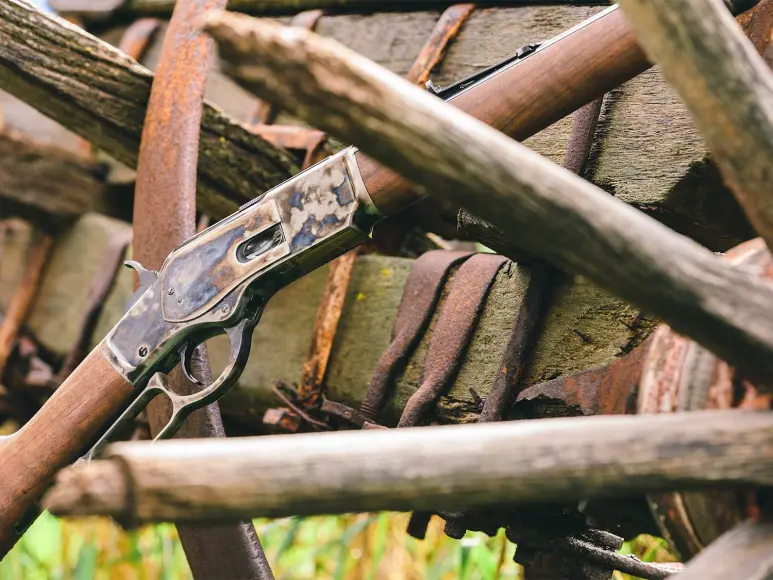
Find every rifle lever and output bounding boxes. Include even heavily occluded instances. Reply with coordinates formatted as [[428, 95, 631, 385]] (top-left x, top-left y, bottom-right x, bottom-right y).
[[82, 312, 259, 461]]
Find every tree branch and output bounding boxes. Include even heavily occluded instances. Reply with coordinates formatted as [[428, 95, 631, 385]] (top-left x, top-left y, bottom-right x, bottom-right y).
[[617, 0, 773, 253], [43, 410, 773, 523], [203, 11, 773, 379], [0, 0, 297, 219]]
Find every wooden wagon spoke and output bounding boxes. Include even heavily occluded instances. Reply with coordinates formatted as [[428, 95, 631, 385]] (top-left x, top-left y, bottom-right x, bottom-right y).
[[43, 410, 773, 523], [618, 0, 773, 253]]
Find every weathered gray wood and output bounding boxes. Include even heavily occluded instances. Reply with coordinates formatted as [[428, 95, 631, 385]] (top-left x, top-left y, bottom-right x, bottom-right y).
[[618, 0, 773, 253], [48, 0, 759, 19], [204, 12, 773, 380], [43, 410, 773, 523], [0, 131, 111, 230], [675, 520, 773, 579], [0, 0, 297, 220]]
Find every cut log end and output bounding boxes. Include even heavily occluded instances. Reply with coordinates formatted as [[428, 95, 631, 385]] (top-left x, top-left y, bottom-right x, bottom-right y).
[[44, 460, 128, 520]]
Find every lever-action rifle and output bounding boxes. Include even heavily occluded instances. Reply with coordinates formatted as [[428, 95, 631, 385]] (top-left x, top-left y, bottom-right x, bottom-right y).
[[0, 2, 758, 557]]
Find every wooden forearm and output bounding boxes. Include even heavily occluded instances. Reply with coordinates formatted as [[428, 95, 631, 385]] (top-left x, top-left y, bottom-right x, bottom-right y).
[[617, 0, 773, 253], [0, 347, 135, 557], [43, 410, 773, 523], [204, 12, 773, 380], [0, 0, 297, 220]]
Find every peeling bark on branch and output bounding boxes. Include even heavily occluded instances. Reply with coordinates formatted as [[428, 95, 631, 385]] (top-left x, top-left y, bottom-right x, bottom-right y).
[[0, 0, 297, 219], [203, 12, 773, 380], [43, 410, 773, 523], [617, 0, 773, 254]]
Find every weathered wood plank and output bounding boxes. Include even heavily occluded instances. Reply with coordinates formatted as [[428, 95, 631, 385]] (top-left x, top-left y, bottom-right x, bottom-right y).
[[43, 410, 773, 523], [0, 131, 111, 230], [0, 0, 297, 220], [618, 0, 773, 253]]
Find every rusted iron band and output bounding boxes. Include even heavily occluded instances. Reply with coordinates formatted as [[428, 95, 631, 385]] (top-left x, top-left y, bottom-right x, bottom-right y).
[[251, 10, 325, 126], [359, 250, 472, 421], [398, 253, 508, 428], [514, 340, 649, 418], [438, 95, 607, 547], [406, 4, 476, 85]]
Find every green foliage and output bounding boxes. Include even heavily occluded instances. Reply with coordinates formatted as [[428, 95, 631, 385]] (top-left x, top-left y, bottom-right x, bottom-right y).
[[0, 513, 674, 579]]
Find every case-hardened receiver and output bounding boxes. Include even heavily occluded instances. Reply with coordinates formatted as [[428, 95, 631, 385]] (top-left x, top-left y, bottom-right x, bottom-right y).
[[89, 148, 379, 458]]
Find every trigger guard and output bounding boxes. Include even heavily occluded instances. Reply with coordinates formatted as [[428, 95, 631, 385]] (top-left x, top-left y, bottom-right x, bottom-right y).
[[152, 315, 259, 440]]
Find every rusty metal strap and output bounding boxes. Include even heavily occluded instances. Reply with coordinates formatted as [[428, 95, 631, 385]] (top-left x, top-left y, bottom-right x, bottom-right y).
[[398, 253, 508, 427], [359, 250, 472, 421]]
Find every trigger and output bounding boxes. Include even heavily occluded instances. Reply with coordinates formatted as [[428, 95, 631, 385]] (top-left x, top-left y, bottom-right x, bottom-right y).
[[180, 342, 203, 386]]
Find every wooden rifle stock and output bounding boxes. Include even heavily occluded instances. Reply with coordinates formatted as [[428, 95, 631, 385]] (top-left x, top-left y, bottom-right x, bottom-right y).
[[362, 6, 648, 213], [0, 348, 134, 557]]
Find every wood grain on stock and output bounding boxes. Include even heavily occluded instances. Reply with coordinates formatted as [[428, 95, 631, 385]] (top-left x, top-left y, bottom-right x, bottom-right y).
[[618, 0, 773, 253], [203, 11, 773, 381], [43, 411, 773, 523], [0, 0, 296, 220], [0, 348, 134, 558]]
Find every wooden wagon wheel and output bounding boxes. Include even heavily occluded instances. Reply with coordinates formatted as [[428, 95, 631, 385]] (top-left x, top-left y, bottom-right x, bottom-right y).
[[7, 0, 773, 578]]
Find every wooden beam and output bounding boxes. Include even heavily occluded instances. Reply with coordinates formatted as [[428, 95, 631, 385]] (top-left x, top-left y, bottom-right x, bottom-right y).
[[676, 520, 773, 579], [0, 131, 111, 230], [203, 12, 773, 380], [48, 0, 761, 19], [617, 0, 773, 253], [0, 0, 297, 220], [42, 410, 773, 523], [0, 235, 53, 379]]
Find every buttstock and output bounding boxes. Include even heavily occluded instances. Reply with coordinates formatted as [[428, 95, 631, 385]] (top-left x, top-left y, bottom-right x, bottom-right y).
[[0, 347, 135, 558]]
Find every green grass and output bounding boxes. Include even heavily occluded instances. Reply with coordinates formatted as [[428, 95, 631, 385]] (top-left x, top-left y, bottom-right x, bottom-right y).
[[0, 512, 675, 579]]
